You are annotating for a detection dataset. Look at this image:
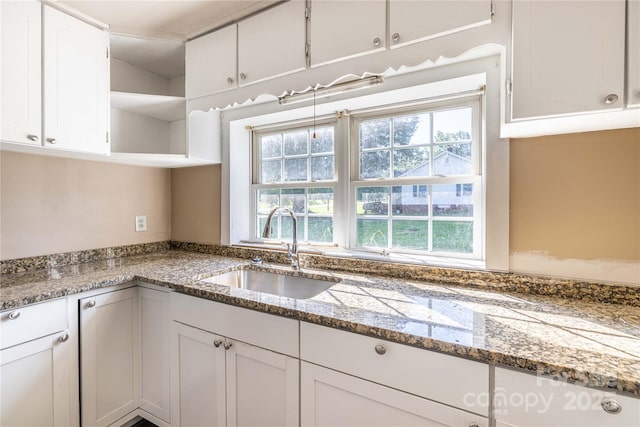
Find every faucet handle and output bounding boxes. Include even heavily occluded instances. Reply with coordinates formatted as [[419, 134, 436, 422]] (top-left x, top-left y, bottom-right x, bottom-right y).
[[285, 243, 292, 260]]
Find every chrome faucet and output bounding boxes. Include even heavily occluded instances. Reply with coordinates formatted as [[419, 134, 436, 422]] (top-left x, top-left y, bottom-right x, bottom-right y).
[[261, 207, 299, 270]]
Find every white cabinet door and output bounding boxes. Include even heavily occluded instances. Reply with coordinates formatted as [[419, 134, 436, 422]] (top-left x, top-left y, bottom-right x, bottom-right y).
[[627, 0, 640, 108], [494, 367, 640, 427], [43, 5, 109, 153], [310, 0, 385, 67], [301, 362, 488, 427], [389, 0, 492, 49], [80, 287, 139, 427], [0, 332, 74, 427], [226, 339, 299, 427], [139, 287, 171, 424], [238, 0, 306, 85], [0, 0, 41, 145], [511, 1, 625, 119], [185, 24, 237, 99], [171, 322, 226, 427]]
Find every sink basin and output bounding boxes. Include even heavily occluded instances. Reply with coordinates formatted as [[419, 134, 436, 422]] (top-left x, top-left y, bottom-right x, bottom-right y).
[[202, 269, 338, 299]]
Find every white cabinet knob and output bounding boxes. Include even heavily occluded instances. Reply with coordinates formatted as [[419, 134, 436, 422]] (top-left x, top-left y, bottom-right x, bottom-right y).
[[86, 300, 96, 308], [58, 332, 69, 343], [27, 134, 39, 142], [392, 33, 400, 43], [46, 137, 57, 144], [601, 397, 622, 414], [7, 310, 21, 320], [373, 37, 381, 47]]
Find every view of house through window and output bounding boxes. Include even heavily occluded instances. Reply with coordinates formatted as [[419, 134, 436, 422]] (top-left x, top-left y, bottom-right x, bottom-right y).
[[253, 98, 482, 259]]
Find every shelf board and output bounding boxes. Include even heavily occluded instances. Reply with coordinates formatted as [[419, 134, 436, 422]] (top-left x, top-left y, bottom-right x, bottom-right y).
[[111, 91, 186, 122], [109, 152, 218, 168]]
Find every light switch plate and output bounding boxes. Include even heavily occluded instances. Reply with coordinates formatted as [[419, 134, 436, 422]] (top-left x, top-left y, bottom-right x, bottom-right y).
[[135, 215, 147, 232]]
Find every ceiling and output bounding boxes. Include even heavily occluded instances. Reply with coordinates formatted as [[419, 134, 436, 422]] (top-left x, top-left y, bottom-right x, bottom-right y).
[[57, 0, 281, 79]]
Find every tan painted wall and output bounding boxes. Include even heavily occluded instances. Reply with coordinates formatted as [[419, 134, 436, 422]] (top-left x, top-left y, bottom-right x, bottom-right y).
[[510, 128, 640, 262], [171, 164, 220, 245], [0, 151, 171, 260]]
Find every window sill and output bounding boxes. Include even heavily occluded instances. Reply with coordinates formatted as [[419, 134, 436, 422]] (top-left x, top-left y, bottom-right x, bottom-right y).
[[236, 241, 486, 271]]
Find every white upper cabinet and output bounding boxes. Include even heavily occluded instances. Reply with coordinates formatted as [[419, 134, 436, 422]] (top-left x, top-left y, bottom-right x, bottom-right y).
[[389, 0, 492, 49], [43, 5, 109, 154], [238, 0, 306, 86], [310, 0, 386, 67], [510, 0, 625, 120], [1, 0, 41, 146], [185, 24, 237, 99], [627, 0, 640, 108]]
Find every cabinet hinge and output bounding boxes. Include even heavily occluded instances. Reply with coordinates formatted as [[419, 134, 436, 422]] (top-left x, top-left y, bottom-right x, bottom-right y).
[[506, 79, 512, 96], [106, 131, 110, 143], [305, 6, 310, 19], [490, 0, 495, 17], [106, 47, 109, 59]]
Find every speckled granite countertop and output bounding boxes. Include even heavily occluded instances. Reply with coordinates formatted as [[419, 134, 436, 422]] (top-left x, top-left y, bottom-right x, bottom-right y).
[[1, 250, 639, 397]]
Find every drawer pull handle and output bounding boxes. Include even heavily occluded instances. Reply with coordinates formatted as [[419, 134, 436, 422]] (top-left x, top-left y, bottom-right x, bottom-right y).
[[213, 339, 223, 348], [224, 341, 233, 350], [86, 300, 96, 308], [58, 333, 69, 343], [601, 397, 622, 414], [374, 344, 386, 355], [7, 310, 21, 320]]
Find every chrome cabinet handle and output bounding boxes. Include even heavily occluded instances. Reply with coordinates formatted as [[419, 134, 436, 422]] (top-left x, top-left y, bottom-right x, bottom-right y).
[[392, 32, 400, 43], [7, 310, 21, 320], [227, 77, 234, 84], [27, 134, 39, 142], [604, 94, 619, 104], [213, 339, 223, 348], [46, 137, 57, 144], [601, 397, 622, 414], [374, 344, 386, 355], [239, 73, 247, 81], [223, 341, 233, 350], [85, 300, 96, 308], [372, 37, 381, 47], [58, 332, 69, 343]]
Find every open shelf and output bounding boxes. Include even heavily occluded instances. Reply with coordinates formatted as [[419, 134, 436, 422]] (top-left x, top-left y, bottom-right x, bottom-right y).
[[110, 91, 186, 122]]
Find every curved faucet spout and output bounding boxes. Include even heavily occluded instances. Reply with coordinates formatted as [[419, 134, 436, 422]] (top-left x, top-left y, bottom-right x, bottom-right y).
[[261, 207, 299, 270]]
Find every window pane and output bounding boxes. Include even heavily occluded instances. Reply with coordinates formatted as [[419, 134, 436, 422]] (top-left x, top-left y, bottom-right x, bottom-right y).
[[360, 150, 390, 179], [308, 188, 334, 214], [281, 215, 305, 240], [393, 147, 430, 177], [257, 189, 280, 214], [311, 155, 334, 181], [433, 107, 472, 142], [392, 220, 428, 250], [261, 134, 282, 158], [433, 221, 473, 253], [284, 158, 308, 181], [261, 160, 281, 183], [391, 185, 428, 216], [284, 130, 308, 156], [360, 118, 390, 149], [393, 113, 429, 146], [433, 144, 472, 175], [311, 127, 334, 154], [258, 215, 279, 238], [281, 188, 305, 213], [357, 219, 388, 248], [308, 217, 333, 243], [357, 187, 389, 215], [433, 183, 474, 217]]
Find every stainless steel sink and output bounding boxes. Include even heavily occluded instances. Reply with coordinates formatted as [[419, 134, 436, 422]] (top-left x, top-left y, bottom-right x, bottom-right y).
[[202, 269, 338, 299]]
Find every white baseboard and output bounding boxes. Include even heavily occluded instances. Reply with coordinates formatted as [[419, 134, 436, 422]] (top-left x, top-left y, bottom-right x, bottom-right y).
[[510, 252, 640, 286]]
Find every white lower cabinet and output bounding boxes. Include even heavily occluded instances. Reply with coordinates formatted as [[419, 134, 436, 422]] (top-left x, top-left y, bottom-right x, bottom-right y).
[[0, 299, 75, 427], [301, 362, 486, 427], [170, 293, 300, 427], [494, 367, 640, 427], [80, 287, 139, 427]]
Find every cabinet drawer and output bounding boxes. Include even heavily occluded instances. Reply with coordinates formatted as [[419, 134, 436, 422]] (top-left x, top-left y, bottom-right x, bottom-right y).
[[495, 367, 640, 427], [1, 298, 68, 349], [300, 322, 489, 416], [170, 292, 299, 357]]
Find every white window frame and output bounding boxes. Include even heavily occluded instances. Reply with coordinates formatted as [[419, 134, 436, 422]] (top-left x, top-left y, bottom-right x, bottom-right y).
[[223, 56, 509, 271]]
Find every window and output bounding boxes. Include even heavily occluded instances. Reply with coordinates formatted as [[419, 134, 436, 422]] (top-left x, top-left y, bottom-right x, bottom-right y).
[[252, 98, 482, 259], [253, 124, 336, 244]]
